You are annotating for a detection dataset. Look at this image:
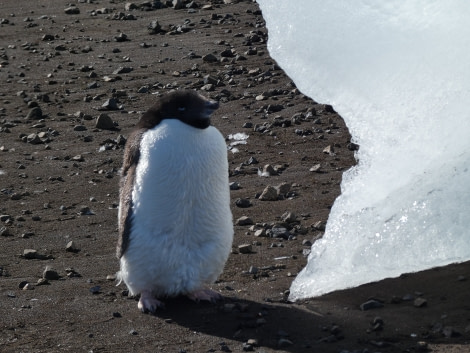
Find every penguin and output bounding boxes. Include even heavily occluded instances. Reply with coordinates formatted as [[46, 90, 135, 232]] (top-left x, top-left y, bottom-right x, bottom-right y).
[[117, 90, 234, 314]]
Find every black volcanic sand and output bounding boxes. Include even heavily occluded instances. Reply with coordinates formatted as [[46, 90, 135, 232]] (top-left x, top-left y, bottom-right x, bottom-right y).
[[0, 1, 469, 352]]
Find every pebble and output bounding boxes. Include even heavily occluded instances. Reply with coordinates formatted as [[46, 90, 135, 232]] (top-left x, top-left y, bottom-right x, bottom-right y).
[[311, 220, 326, 231], [65, 241, 79, 253], [64, 6, 80, 15], [310, 163, 322, 172], [281, 211, 297, 223], [101, 99, 119, 111], [259, 185, 278, 201], [23, 249, 38, 259], [26, 107, 43, 120], [277, 338, 293, 348], [238, 244, 252, 254], [235, 216, 254, 226], [202, 53, 218, 63], [235, 198, 251, 208], [73, 125, 87, 131], [89, 285, 101, 294], [0, 227, 12, 237], [79, 206, 95, 215], [229, 182, 241, 190], [26, 133, 43, 145], [95, 114, 115, 129], [268, 226, 289, 239], [323, 145, 335, 154], [360, 299, 384, 311], [254, 229, 266, 237], [43, 267, 60, 280], [413, 297, 427, 308]]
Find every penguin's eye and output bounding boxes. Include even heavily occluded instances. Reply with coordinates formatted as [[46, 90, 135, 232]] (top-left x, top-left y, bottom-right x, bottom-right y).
[[178, 107, 186, 112]]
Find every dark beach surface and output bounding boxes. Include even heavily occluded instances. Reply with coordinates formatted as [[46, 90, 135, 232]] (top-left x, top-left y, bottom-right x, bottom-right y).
[[0, 1, 469, 352]]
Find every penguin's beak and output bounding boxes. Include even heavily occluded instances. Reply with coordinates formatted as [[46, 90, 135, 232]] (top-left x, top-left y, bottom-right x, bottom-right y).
[[204, 100, 219, 118]]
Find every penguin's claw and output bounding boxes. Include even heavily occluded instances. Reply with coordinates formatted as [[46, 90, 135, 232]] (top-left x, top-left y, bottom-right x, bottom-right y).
[[138, 291, 164, 314], [187, 288, 222, 303]]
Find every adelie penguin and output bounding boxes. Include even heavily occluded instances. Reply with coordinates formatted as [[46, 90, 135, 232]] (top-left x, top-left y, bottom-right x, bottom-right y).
[[117, 90, 234, 313]]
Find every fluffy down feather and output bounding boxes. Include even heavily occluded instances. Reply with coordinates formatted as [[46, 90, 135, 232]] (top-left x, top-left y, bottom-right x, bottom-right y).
[[118, 119, 233, 298]]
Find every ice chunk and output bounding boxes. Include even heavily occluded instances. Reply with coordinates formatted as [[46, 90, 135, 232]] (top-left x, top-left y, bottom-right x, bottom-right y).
[[258, 0, 470, 300]]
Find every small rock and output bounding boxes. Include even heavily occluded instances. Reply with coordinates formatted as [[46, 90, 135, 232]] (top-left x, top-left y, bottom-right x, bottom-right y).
[[101, 99, 119, 111], [229, 182, 241, 190], [414, 297, 427, 308], [73, 125, 87, 131], [254, 229, 267, 237], [269, 226, 289, 239], [278, 338, 293, 348], [259, 185, 278, 201], [72, 155, 84, 162], [310, 164, 322, 172], [79, 206, 95, 216], [23, 249, 38, 259], [0, 226, 12, 237], [312, 220, 326, 231], [360, 299, 384, 311], [114, 33, 128, 42], [95, 114, 115, 129], [281, 211, 297, 223], [262, 164, 276, 176], [64, 6, 80, 14], [113, 67, 133, 75], [442, 326, 461, 338], [202, 53, 218, 63], [26, 133, 43, 144], [89, 286, 101, 294], [238, 244, 252, 254], [18, 281, 29, 289], [235, 198, 252, 208], [323, 145, 335, 154], [236, 216, 254, 226], [36, 278, 49, 286], [65, 241, 79, 253], [276, 182, 291, 196], [43, 267, 60, 280]]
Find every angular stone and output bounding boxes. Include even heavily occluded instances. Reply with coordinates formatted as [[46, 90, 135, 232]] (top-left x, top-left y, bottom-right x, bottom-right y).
[[414, 297, 427, 308], [310, 163, 322, 172], [360, 299, 384, 311], [202, 53, 218, 63], [259, 185, 278, 201], [23, 249, 38, 259], [235, 198, 251, 208], [238, 244, 252, 254], [276, 182, 291, 196], [281, 211, 297, 223], [101, 98, 119, 111], [236, 216, 254, 226], [65, 241, 79, 253], [43, 267, 60, 280], [64, 6, 80, 14], [323, 145, 335, 154], [254, 229, 267, 237], [95, 114, 115, 130], [26, 107, 43, 120]]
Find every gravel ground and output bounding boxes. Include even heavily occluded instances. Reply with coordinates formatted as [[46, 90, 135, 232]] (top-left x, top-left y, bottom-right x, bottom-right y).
[[1, 1, 469, 352]]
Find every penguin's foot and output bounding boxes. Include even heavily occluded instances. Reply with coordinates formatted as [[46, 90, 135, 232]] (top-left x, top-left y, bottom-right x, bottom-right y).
[[138, 290, 164, 314], [186, 288, 222, 303]]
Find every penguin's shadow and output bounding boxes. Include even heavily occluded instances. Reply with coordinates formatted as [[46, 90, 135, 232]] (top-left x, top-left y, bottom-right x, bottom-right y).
[[148, 295, 329, 352]]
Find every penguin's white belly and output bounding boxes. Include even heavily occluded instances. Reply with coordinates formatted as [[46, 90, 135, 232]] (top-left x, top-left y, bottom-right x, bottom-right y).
[[119, 119, 233, 297]]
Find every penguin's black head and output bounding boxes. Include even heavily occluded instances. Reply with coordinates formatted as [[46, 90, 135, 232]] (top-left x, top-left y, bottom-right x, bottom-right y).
[[137, 90, 219, 130]]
